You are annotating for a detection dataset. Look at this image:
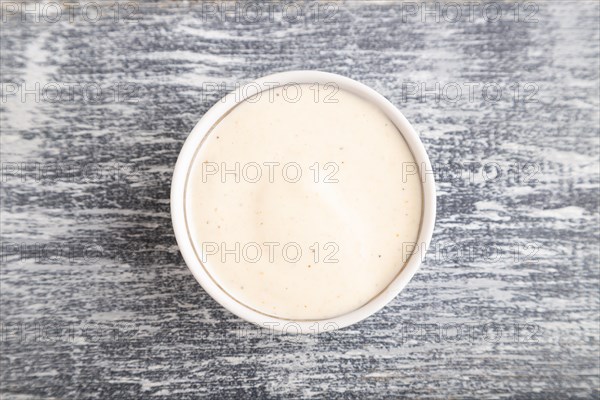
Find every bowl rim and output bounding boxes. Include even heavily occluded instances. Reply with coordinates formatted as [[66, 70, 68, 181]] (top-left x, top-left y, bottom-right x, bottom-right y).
[[171, 70, 436, 334]]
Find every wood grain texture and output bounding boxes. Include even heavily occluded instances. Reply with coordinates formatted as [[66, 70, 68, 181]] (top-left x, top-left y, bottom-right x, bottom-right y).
[[1, 1, 599, 398]]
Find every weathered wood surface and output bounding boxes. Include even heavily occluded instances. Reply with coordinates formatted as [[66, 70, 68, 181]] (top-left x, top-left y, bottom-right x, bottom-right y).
[[1, 1, 599, 398]]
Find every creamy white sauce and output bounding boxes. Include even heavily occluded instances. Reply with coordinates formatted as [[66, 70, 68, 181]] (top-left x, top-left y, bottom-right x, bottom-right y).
[[185, 84, 422, 320]]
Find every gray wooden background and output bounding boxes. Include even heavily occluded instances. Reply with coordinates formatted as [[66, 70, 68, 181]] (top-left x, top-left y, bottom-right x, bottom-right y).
[[1, 1, 599, 398]]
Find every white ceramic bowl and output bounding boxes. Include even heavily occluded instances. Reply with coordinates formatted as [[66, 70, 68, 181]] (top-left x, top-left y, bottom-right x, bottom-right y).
[[171, 71, 436, 334]]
